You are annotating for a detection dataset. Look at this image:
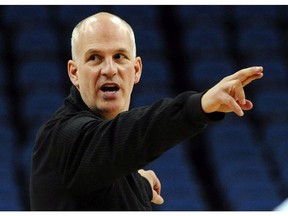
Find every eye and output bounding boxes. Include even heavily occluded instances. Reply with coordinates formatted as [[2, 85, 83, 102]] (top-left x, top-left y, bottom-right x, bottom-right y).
[[88, 54, 102, 62], [114, 53, 126, 60]]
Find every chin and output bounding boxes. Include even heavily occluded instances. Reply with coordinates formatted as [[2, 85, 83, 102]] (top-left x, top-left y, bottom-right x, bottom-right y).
[[99, 106, 125, 120]]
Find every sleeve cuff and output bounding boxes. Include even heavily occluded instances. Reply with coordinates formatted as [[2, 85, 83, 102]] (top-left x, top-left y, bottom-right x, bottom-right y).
[[141, 176, 153, 201], [185, 91, 225, 126]]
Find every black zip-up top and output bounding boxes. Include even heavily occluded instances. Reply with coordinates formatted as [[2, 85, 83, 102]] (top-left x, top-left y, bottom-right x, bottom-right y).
[[30, 86, 224, 210]]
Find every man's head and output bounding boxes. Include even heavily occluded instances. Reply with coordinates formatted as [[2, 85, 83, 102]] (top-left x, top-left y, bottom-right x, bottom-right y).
[[68, 12, 142, 119]]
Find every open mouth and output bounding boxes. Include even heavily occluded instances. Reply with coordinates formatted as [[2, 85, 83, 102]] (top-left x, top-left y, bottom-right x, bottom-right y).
[[100, 84, 120, 92]]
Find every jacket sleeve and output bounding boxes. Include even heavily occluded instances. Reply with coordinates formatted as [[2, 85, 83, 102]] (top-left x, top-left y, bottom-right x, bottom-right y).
[[49, 91, 224, 195]]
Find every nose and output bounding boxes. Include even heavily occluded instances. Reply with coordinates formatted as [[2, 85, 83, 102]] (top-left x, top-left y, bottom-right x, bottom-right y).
[[101, 58, 117, 77]]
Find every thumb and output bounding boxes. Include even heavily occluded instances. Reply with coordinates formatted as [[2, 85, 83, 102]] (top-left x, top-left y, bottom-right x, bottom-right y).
[[152, 190, 164, 205]]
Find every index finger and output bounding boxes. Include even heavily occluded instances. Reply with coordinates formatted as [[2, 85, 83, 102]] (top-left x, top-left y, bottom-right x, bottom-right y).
[[228, 66, 264, 86]]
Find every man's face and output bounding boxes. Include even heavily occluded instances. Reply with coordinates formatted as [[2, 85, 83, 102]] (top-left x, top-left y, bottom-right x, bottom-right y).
[[68, 16, 142, 119]]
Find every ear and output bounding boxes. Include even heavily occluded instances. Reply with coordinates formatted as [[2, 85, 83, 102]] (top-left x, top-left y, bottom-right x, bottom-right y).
[[134, 57, 142, 84], [67, 60, 80, 89]]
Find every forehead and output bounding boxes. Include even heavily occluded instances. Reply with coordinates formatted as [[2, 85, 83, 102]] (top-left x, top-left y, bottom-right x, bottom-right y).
[[77, 16, 134, 55]]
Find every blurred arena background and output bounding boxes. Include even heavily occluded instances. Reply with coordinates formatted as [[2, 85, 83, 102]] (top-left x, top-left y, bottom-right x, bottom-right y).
[[1, 5, 288, 211]]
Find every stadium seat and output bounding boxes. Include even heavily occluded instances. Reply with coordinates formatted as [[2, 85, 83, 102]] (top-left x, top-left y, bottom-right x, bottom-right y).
[[131, 89, 174, 108], [0, 94, 10, 123], [57, 5, 105, 54], [111, 5, 159, 29], [188, 57, 236, 90], [207, 123, 282, 210], [145, 142, 208, 210], [0, 126, 22, 210], [226, 179, 282, 211], [233, 5, 280, 26], [0, 31, 5, 57], [134, 28, 166, 57], [13, 26, 59, 61], [2, 5, 50, 26], [111, 6, 165, 57], [264, 123, 288, 189], [16, 60, 64, 94], [183, 25, 228, 58], [176, 5, 230, 26], [0, 125, 15, 164], [131, 58, 173, 108], [237, 25, 282, 59], [0, 62, 7, 90], [57, 5, 103, 27], [22, 91, 64, 135], [138, 59, 171, 88], [244, 58, 288, 91], [0, 173, 22, 210], [253, 89, 288, 124]]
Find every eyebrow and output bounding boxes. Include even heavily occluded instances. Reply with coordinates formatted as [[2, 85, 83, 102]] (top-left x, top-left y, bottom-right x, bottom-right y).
[[85, 48, 130, 56]]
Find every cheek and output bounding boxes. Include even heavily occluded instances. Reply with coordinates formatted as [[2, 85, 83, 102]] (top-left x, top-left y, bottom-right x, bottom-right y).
[[78, 68, 99, 88], [126, 76, 137, 94]]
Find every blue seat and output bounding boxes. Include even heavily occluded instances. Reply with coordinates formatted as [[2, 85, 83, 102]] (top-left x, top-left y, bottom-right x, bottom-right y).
[[16, 60, 64, 94], [237, 26, 281, 58], [131, 58, 173, 108], [188, 57, 235, 90], [18, 142, 33, 183], [131, 89, 174, 108], [58, 5, 103, 27], [57, 5, 105, 54], [264, 123, 288, 147], [13, 27, 59, 60], [207, 123, 281, 210], [0, 63, 7, 89], [207, 123, 259, 164], [22, 91, 64, 131], [138, 59, 171, 88], [264, 123, 288, 186], [254, 89, 288, 124], [145, 142, 208, 210], [0, 126, 15, 164], [2, 5, 50, 26], [135, 28, 166, 56], [176, 5, 229, 26], [0, 172, 22, 210], [233, 5, 280, 26], [0, 31, 5, 57], [226, 179, 282, 211], [244, 58, 288, 90], [111, 6, 163, 56], [0, 126, 21, 210], [111, 5, 159, 28], [0, 62, 9, 100], [0, 94, 10, 123], [183, 25, 228, 57]]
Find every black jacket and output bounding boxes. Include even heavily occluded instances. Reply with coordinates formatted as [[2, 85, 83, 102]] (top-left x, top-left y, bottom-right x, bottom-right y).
[[30, 86, 224, 210]]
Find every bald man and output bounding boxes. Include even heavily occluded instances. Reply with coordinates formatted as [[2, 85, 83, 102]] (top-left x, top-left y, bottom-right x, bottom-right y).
[[30, 12, 263, 210]]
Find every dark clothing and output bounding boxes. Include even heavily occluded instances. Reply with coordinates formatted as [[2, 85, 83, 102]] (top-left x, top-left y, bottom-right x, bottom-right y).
[[30, 86, 224, 210]]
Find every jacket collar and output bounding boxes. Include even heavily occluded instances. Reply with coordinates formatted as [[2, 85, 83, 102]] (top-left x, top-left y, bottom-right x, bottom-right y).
[[65, 85, 92, 113]]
